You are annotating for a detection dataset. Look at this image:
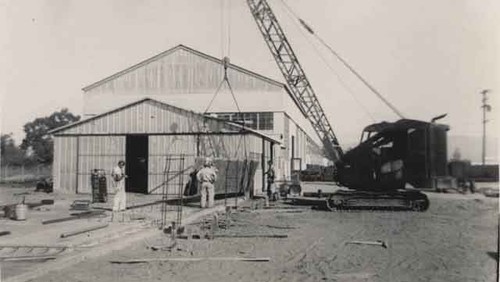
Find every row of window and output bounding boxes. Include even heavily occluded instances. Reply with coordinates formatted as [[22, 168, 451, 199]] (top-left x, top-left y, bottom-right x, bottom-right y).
[[211, 112, 274, 130]]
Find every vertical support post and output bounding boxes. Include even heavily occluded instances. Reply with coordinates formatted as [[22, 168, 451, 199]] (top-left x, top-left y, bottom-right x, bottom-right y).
[[480, 89, 491, 166], [196, 134, 200, 157], [75, 137, 80, 194], [291, 136, 295, 177], [270, 141, 274, 163], [261, 138, 266, 193]]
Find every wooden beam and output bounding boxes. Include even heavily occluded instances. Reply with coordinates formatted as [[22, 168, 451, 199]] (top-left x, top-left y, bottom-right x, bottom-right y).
[[214, 234, 287, 239], [1, 256, 57, 262], [60, 224, 109, 238], [110, 257, 270, 264], [42, 210, 105, 225]]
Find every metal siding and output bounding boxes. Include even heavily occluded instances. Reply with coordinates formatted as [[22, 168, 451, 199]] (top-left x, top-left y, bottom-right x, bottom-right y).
[[53, 136, 77, 193], [77, 136, 125, 193], [86, 48, 282, 96], [147, 134, 265, 196], [148, 135, 197, 195]]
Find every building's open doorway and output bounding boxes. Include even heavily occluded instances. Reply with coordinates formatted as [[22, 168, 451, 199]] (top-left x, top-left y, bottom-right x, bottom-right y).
[[126, 135, 148, 193]]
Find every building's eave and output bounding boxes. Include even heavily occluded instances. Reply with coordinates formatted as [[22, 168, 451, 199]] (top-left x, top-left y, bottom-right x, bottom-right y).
[[49, 97, 281, 144]]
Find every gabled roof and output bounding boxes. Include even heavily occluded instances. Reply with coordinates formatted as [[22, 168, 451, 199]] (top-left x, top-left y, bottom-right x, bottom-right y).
[[82, 44, 285, 92], [48, 97, 280, 144]]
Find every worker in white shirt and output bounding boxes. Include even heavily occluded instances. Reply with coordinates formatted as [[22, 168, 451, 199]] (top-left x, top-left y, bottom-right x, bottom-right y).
[[197, 158, 217, 208], [111, 160, 127, 212]]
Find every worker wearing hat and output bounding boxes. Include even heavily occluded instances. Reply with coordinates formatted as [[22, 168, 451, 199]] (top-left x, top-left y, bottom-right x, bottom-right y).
[[264, 160, 277, 200], [111, 160, 127, 212], [197, 157, 217, 208]]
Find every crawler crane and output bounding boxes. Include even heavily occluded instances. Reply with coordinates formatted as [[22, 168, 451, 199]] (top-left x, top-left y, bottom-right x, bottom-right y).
[[247, 0, 449, 211]]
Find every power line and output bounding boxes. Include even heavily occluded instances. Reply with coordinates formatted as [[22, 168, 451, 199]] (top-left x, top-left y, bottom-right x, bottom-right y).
[[277, 1, 376, 122], [279, 0, 405, 119]]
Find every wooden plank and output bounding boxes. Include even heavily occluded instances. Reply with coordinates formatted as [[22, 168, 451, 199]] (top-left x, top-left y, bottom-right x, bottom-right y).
[[346, 240, 388, 248], [42, 210, 105, 225], [0, 231, 11, 237], [60, 224, 109, 238], [0, 245, 71, 249], [264, 225, 297, 230], [214, 234, 287, 238], [1, 256, 57, 262], [110, 257, 270, 264]]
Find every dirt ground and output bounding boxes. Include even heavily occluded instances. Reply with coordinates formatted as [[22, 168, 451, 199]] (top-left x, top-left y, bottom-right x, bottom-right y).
[[30, 189, 498, 282]]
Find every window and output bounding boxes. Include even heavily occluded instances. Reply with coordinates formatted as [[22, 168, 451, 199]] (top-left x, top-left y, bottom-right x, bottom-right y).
[[258, 112, 273, 130], [233, 113, 257, 129], [210, 112, 273, 130], [217, 113, 232, 121]]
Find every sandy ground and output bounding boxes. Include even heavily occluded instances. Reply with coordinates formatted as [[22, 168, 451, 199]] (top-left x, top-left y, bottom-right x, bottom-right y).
[[0, 185, 217, 281], [29, 188, 498, 282]]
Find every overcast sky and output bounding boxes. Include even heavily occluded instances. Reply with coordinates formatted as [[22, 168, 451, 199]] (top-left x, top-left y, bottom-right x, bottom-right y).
[[1, 0, 498, 158]]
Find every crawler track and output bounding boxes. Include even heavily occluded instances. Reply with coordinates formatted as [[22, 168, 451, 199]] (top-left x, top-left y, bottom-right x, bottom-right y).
[[325, 190, 430, 212]]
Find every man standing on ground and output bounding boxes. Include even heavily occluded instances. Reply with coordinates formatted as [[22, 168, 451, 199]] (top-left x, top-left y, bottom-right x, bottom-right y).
[[111, 160, 127, 212], [197, 158, 217, 208], [264, 160, 276, 200]]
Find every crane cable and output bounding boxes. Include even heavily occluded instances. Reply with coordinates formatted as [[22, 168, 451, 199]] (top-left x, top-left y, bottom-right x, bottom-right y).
[[279, 0, 406, 119], [277, 1, 376, 122], [205, 0, 242, 115], [206, 0, 248, 156]]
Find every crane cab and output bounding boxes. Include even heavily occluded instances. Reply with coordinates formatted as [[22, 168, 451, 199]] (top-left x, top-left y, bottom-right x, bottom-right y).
[[337, 119, 449, 191]]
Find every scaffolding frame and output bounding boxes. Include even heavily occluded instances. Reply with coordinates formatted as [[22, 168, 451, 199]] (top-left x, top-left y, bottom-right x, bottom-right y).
[[161, 154, 185, 230]]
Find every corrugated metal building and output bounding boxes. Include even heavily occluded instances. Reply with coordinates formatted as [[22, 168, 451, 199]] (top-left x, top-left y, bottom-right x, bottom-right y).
[[81, 44, 328, 182], [49, 98, 278, 196]]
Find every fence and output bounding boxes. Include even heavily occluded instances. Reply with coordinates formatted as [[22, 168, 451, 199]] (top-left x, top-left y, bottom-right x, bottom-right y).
[[0, 164, 52, 183]]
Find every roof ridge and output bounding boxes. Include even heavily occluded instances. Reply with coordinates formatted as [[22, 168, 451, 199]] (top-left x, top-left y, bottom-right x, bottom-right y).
[[82, 44, 284, 92]]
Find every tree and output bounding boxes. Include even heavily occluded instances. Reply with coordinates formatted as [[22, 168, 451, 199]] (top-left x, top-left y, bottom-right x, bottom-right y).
[[1, 133, 25, 165], [21, 108, 80, 164]]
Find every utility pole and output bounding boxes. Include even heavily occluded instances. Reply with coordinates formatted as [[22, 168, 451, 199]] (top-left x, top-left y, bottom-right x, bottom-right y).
[[480, 89, 491, 166]]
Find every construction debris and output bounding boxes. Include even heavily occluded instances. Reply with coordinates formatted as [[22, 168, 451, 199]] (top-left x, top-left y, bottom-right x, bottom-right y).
[[70, 200, 92, 211], [214, 234, 288, 239], [1, 255, 57, 262], [110, 257, 271, 264], [263, 206, 307, 210], [264, 225, 298, 230], [26, 199, 54, 209], [251, 209, 305, 214], [60, 223, 109, 238], [346, 240, 388, 248], [149, 241, 178, 251], [0, 245, 70, 262], [42, 210, 105, 225]]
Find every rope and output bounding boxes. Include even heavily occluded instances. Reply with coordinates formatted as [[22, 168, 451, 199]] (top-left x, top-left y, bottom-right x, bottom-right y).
[[227, 0, 231, 58], [220, 0, 225, 58], [279, 0, 405, 119]]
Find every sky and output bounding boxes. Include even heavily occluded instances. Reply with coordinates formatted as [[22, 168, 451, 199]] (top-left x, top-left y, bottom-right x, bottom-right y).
[[1, 0, 499, 162]]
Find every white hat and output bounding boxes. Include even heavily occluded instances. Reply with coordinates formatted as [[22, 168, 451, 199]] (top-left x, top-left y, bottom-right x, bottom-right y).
[[204, 157, 213, 167]]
